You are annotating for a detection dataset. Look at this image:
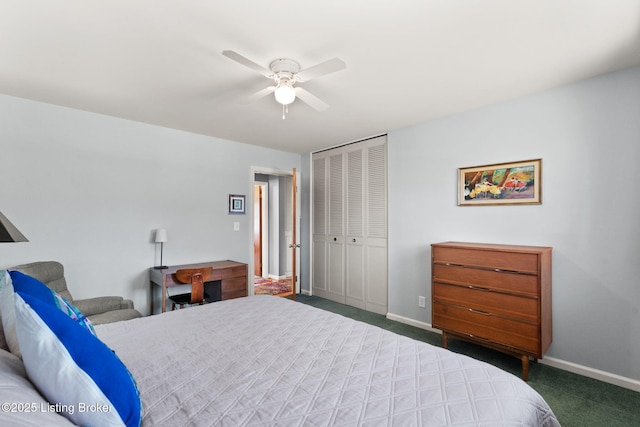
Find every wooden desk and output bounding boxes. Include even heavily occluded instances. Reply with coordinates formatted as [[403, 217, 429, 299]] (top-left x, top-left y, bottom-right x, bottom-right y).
[[149, 260, 248, 313]]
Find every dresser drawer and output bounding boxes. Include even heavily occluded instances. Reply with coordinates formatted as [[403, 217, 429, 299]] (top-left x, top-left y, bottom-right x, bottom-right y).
[[432, 264, 538, 296], [433, 282, 538, 323], [433, 247, 539, 274], [433, 302, 540, 354]]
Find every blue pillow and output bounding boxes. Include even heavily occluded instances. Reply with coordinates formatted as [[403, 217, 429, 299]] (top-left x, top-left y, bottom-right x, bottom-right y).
[[9, 271, 54, 303], [9, 270, 95, 336], [14, 291, 142, 427]]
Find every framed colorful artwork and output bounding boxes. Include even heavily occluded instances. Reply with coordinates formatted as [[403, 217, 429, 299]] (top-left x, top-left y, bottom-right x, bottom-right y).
[[458, 159, 542, 206]]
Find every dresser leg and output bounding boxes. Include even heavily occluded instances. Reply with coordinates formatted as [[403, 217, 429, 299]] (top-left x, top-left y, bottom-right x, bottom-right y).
[[442, 331, 448, 349], [521, 355, 529, 381]]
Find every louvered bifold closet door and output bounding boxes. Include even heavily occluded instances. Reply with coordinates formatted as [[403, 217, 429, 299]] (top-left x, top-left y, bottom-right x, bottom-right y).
[[326, 152, 346, 302], [312, 155, 328, 297], [345, 147, 366, 309], [364, 137, 388, 314]]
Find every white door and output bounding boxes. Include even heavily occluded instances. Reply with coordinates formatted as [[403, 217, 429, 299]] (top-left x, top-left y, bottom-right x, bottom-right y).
[[312, 156, 328, 297], [363, 137, 388, 314], [312, 150, 347, 303], [311, 135, 388, 313], [345, 146, 365, 309], [326, 151, 346, 302]]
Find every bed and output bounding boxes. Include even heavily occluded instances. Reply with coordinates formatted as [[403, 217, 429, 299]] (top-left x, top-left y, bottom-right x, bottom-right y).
[[2, 291, 560, 426]]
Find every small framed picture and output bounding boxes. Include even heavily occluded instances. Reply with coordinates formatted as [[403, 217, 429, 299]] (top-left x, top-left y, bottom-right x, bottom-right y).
[[458, 159, 542, 206], [228, 194, 245, 214]]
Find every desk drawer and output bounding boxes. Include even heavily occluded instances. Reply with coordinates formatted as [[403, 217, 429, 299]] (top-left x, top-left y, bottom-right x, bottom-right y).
[[221, 276, 247, 299], [215, 265, 247, 280]]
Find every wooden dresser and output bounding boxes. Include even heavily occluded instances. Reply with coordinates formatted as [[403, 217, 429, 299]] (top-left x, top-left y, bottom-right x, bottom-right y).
[[431, 242, 552, 380]]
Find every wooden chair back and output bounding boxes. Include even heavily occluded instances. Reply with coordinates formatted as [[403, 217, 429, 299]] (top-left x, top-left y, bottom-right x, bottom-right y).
[[175, 267, 214, 305]]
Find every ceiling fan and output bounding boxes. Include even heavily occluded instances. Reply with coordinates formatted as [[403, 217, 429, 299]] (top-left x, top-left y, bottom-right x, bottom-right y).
[[222, 50, 346, 119]]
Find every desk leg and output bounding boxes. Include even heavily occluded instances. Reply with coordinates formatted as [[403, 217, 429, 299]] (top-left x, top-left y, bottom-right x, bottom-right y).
[[149, 280, 155, 315], [161, 283, 167, 313]]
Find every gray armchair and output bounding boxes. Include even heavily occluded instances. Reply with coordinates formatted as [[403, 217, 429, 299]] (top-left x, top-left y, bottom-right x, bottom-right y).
[[10, 261, 142, 325]]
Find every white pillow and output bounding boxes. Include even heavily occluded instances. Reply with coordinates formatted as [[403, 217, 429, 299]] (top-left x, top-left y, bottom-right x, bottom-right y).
[[14, 291, 142, 427], [0, 348, 76, 426], [0, 271, 17, 355]]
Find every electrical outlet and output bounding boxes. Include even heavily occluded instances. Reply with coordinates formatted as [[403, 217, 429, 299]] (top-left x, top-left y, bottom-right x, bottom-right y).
[[418, 296, 426, 308], [233, 222, 240, 231]]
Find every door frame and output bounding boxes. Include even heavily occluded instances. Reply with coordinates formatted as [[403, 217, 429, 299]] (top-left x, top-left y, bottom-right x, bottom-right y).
[[249, 166, 300, 295], [253, 182, 269, 278]]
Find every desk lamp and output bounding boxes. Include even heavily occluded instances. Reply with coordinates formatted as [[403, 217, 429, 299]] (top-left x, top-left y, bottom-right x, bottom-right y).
[[154, 229, 168, 269]]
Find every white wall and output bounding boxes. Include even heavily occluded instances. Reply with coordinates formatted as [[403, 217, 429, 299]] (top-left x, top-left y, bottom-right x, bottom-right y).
[[0, 95, 301, 314], [388, 66, 640, 382]]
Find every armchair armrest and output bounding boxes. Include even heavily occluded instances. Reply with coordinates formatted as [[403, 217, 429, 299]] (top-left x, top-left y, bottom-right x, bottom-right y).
[[72, 296, 130, 316]]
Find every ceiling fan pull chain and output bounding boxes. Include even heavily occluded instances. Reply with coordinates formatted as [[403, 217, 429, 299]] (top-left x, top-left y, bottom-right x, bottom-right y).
[[282, 104, 286, 120]]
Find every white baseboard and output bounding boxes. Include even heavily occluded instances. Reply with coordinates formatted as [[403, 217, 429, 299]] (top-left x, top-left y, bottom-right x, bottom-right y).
[[386, 311, 640, 393], [386, 312, 440, 334], [540, 356, 640, 392]]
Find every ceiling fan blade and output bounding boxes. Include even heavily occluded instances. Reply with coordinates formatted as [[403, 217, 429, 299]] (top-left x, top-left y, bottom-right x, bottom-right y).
[[239, 86, 276, 105], [295, 87, 329, 112], [297, 58, 346, 82], [222, 50, 271, 76], [249, 86, 276, 102]]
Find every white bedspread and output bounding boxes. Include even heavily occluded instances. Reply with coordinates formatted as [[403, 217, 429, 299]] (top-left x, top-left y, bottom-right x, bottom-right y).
[[96, 296, 560, 426]]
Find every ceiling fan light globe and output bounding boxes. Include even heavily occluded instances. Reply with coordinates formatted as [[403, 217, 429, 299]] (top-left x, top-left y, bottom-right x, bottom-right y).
[[274, 84, 296, 105]]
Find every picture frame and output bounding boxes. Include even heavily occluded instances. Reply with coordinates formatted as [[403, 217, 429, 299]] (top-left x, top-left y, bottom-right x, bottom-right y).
[[458, 159, 541, 206], [228, 194, 246, 214]]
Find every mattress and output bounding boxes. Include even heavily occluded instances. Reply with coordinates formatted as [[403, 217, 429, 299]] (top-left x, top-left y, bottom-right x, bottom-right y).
[[96, 296, 560, 426]]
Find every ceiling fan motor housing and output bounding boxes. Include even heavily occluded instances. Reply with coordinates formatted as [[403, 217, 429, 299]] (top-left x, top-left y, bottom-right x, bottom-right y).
[[269, 58, 301, 77], [270, 59, 300, 106]]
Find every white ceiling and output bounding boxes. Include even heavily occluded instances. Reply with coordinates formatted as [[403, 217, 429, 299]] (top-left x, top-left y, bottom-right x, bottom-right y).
[[1, 1, 639, 154]]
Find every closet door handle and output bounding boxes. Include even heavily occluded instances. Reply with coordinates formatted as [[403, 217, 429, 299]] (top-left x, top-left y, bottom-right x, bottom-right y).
[[333, 237, 337, 241], [352, 238, 356, 243]]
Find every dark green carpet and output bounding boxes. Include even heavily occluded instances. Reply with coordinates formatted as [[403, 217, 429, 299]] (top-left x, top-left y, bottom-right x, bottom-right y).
[[296, 294, 640, 427]]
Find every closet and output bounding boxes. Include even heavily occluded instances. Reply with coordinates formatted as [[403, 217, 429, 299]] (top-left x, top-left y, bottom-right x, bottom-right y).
[[312, 135, 387, 314]]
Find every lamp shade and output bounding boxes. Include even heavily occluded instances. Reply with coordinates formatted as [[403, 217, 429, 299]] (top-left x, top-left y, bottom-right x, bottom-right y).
[[155, 229, 167, 243], [274, 83, 296, 105], [0, 210, 28, 242]]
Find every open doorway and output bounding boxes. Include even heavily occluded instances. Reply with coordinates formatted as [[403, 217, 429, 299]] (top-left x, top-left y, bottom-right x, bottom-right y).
[[252, 169, 299, 298]]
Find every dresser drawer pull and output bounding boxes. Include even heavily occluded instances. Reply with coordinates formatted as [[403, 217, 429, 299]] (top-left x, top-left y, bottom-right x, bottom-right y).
[[436, 262, 527, 275], [468, 285, 492, 292], [468, 308, 492, 316]]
